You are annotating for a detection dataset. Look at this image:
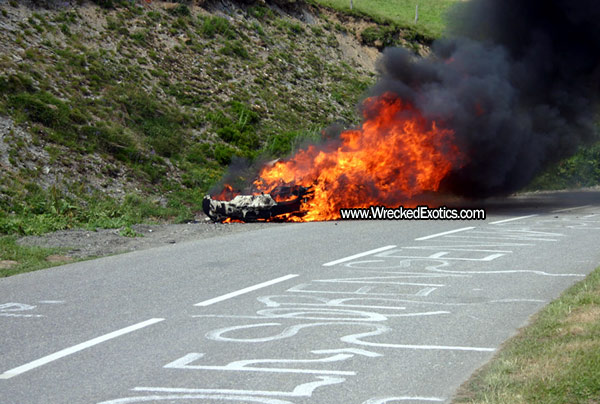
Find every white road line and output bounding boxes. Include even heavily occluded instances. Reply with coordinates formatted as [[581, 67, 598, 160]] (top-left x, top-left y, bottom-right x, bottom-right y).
[[0, 318, 164, 380], [552, 205, 592, 213], [362, 397, 445, 403], [322, 245, 397, 267], [489, 214, 538, 225], [414, 227, 474, 241], [195, 274, 299, 307]]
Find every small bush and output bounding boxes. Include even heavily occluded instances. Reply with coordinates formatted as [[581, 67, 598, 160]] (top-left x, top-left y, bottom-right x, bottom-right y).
[[266, 129, 322, 157], [8, 91, 70, 129], [248, 5, 273, 20], [186, 143, 212, 164], [106, 16, 120, 31], [118, 86, 187, 158], [219, 40, 249, 59], [60, 23, 71, 36], [181, 166, 222, 190], [310, 25, 323, 36], [265, 131, 297, 156], [360, 25, 399, 49], [0, 73, 35, 94], [287, 22, 304, 36], [199, 16, 236, 39], [169, 4, 190, 17], [78, 124, 139, 162], [251, 21, 265, 37], [147, 11, 161, 22], [130, 30, 148, 44], [214, 144, 236, 165]]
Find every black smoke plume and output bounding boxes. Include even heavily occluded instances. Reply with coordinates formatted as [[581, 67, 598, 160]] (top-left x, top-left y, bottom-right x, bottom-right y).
[[372, 0, 600, 197]]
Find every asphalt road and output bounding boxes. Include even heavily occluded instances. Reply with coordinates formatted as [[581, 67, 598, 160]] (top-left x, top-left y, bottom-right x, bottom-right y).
[[2, 191, 600, 404]]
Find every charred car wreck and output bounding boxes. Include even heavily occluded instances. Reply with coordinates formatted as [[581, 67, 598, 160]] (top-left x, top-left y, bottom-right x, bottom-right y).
[[203, 185, 312, 222]]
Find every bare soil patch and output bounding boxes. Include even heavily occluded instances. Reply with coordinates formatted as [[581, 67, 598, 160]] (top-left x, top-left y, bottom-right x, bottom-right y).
[[17, 218, 274, 259]]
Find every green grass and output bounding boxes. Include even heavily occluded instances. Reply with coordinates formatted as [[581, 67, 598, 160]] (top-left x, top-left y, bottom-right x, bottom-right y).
[[0, 236, 71, 277], [312, 0, 460, 38], [453, 267, 600, 404], [0, 184, 194, 236]]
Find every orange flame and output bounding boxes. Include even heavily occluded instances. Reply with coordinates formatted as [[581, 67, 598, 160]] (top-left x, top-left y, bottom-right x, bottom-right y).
[[217, 92, 464, 221], [213, 184, 239, 201]]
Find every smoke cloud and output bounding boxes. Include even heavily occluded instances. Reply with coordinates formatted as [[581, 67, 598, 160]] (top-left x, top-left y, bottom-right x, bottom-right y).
[[372, 0, 600, 197]]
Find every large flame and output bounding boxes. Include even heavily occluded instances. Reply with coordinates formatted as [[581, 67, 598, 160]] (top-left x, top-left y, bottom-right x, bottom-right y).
[[218, 92, 464, 221]]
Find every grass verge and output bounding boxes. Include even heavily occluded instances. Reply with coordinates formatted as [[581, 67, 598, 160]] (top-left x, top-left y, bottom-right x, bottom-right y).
[[453, 266, 600, 404], [0, 236, 76, 277], [312, 0, 460, 38]]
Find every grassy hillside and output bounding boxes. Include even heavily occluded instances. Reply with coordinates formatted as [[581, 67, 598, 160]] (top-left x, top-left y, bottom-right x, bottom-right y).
[[0, 0, 597, 241], [0, 0, 390, 235]]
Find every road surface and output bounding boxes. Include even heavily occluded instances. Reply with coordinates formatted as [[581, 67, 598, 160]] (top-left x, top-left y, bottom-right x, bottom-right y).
[[2, 191, 600, 403]]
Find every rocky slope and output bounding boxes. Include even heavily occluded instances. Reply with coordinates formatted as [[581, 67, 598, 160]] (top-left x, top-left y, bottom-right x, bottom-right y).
[[0, 0, 433, 235]]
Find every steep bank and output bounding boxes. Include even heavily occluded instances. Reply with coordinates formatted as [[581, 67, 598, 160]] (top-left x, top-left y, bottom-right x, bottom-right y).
[[1, 0, 425, 235]]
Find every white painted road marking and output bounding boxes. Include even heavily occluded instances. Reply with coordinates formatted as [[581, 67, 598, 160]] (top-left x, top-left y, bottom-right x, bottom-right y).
[[163, 351, 358, 375], [414, 227, 474, 241], [195, 274, 299, 307], [131, 376, 345, 397], [322, 245, 397, 266], [489, 215, 538, 225], [552, 205, 592, 213], [362, 397, 445, 403], [0, 318, 165, 380]]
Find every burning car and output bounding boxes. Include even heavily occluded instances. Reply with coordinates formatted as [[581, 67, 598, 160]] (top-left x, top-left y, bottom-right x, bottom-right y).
[[203, 185, 312, 222], [204, 92, 462, 223]]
